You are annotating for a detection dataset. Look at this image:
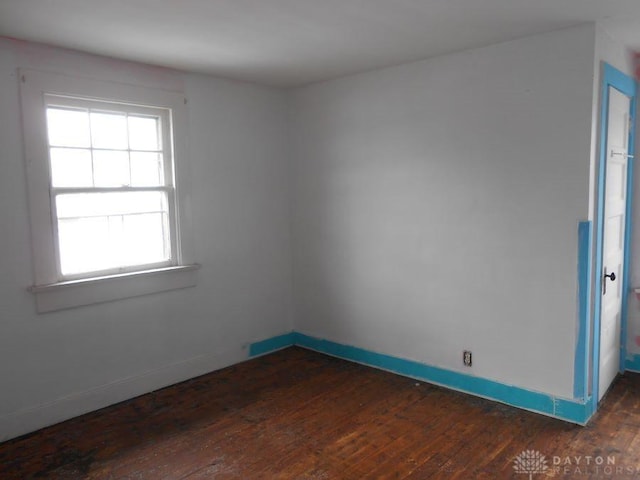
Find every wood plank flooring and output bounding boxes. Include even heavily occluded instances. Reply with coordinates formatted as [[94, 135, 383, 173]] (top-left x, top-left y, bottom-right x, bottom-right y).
[[1, 347, 640, 479]]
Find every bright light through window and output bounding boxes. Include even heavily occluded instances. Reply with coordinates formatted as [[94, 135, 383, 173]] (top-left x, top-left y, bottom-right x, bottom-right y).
[[45, 99, 175, 278]]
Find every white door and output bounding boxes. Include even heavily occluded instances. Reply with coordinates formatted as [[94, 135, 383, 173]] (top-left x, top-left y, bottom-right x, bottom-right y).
[[599, 86, 632, 400]]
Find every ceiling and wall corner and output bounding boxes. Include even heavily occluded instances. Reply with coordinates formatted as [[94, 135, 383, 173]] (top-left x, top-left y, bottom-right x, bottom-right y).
[[2, 1, 640, 87]]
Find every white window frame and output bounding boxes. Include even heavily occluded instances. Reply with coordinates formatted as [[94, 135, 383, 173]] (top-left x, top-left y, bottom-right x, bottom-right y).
[[20, 69, 198, 312]]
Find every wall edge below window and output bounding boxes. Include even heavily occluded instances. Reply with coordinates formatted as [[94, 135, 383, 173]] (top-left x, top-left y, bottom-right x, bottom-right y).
[[29, 264, 200, 313]]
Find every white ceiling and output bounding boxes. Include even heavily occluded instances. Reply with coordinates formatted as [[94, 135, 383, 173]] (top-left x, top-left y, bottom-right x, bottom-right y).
[[1, 0, 640, 87]]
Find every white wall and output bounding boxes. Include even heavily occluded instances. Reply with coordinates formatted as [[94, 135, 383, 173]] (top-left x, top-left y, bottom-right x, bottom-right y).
[[0, 24, 615, 440], [0, 39, 294, 440], [289, 25, 597, 399]]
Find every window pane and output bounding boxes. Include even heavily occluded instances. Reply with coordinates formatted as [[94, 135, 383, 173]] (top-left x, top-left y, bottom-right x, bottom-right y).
[[58, 217, 111, 275], [90, 112, 128, 149], [46, 108, 90, 147], [130, 152, 163, 186], [50, 148, 93, 187], [56, 191, 167, 219], [121, 213, 170, 266], [93, 150, 130, 187], [128, 116, 159, 150], [56, 192, 170, 275]]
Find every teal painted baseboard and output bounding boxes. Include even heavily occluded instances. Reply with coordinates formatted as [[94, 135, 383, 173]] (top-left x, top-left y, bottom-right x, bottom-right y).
[[248, 332, 593, 425], [248, 332, 295, 357], [625, 354, 640, 372]]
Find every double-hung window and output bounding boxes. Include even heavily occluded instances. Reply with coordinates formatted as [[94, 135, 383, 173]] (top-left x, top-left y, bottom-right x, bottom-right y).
[[47, 97, 176, 277], [20, 70, 197, 312]]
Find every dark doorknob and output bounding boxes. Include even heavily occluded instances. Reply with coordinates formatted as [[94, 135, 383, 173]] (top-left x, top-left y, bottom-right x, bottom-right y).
[[603, 268, 616, 295]]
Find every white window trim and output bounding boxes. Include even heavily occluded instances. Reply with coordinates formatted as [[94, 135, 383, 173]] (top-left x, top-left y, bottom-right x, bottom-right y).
[[20, 69, 198, 313]]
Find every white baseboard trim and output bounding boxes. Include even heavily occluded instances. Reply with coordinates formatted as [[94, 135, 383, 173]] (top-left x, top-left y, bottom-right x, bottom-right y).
[[0, 346, 248, 442]]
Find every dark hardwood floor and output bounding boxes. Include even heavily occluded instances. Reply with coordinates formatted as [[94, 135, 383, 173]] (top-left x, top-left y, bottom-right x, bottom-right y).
[[1, 347, 640, 479]]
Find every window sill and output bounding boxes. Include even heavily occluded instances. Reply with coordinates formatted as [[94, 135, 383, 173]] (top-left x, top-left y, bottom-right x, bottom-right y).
[[29, 264, 200, 313]]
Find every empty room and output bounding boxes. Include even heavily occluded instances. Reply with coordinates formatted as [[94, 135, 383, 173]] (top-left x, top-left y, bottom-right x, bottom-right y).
[[2, 1, 640, 478]]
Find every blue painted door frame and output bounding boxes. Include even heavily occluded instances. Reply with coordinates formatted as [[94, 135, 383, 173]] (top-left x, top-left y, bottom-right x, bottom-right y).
[[592, 63, 637, 411]]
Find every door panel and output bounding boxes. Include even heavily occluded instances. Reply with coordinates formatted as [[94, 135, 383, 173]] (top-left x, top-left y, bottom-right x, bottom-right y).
[[599, 86, 631, 400]]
